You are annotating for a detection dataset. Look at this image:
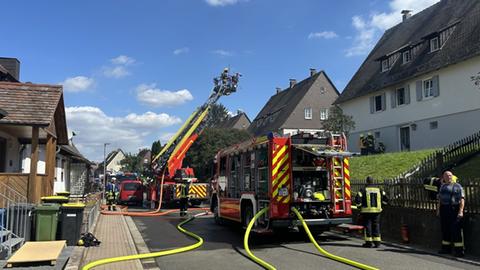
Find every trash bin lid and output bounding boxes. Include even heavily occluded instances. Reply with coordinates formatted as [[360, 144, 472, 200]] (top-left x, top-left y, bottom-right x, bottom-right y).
[[35, 204, 60, 211], [41, 196, 69, 203], [61, 202, 86, 208]]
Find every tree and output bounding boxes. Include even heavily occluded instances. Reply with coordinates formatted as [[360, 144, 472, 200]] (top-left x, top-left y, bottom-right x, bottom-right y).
[[204, 103, 230, 127], [151, 140, 162, 159], [322, 106, 355, 136], [184, 128, 252, 181], [120, 152, 141, 173]]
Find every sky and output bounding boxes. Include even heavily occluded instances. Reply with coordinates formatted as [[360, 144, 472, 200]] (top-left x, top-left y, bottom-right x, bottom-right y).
[[1, 0, 439, 161]]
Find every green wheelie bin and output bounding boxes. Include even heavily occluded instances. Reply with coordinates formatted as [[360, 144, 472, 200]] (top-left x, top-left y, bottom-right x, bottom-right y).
[[35, 204, 60, 241]]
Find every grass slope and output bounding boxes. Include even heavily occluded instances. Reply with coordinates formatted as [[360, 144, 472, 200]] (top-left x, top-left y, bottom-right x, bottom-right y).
[[453, 154, 480, 181], [350, 149, 437, 182]]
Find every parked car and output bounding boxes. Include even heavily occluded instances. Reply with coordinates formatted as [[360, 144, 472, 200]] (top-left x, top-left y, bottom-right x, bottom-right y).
[[119, 180, 144, 205]]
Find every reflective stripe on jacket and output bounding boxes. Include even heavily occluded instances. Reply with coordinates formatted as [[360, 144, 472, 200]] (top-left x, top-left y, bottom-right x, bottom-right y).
[[356, 187, 385, 213]]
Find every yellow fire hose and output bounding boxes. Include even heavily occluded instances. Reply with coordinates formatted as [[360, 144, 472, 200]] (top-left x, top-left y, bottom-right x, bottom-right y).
[[291, 208, 379, 270], [81, 211, 207, 270], [244, 207, 379, 270], [243, 207, 276, 270]]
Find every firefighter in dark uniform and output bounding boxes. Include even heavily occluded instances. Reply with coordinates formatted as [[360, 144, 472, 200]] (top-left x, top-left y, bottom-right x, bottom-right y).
[[355, 176, 388, 248], [106, 178, 119, 211], [365, 132, 375, 155], [179, 180, 190, 217], [437, 170, 465, 257]]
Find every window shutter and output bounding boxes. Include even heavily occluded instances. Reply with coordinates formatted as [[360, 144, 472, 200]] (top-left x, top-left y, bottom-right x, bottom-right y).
[[370, 96, 374, 114], [391, 90, 397, 108], [432, 75, 440, 97], [405, 84, 411, 104], [382, 93, 386, 111], [416, 80, 423, 101]]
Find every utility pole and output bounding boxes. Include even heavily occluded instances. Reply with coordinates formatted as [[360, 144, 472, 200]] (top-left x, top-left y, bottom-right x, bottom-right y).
[[103, 143, 110, 201]]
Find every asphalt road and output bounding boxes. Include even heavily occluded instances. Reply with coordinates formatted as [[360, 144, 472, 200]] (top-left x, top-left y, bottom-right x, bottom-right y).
[[132, 210, 478, 270]]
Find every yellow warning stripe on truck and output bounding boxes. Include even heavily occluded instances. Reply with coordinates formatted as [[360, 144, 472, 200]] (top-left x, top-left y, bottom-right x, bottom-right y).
[[175, 184, 208, 199]]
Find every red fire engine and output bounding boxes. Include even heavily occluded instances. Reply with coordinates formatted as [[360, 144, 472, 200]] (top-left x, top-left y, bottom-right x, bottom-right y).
[[210, 132, 352, 233]]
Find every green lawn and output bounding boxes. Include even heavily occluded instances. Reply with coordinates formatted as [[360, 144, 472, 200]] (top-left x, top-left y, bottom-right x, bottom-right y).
[[453, 154, 480, 181], [349, 149, 437, 182]]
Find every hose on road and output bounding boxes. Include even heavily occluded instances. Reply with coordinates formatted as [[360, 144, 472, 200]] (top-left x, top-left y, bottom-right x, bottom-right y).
[[243, 207, 276, 270], [291, 208, 379, 270], [81, 211, 208, 270]]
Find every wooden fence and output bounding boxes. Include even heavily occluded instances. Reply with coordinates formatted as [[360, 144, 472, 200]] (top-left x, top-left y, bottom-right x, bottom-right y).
[[398, 130, 480, 179], [351, 178, 480, 214]]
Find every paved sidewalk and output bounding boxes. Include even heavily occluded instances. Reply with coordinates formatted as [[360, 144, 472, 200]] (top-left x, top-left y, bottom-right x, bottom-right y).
[[80, 214, 143, 270]]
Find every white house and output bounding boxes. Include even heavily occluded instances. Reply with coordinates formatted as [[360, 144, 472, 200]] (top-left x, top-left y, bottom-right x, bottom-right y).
[[335, 0, 480, 153]]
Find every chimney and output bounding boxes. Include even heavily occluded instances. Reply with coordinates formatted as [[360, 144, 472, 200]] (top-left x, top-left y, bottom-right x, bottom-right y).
[[276, 87, 282, 94], [401, 10, 412, 22], [0, 57, 20, 81], [309, 68, 317, 76], [289, 79, 297, 88]]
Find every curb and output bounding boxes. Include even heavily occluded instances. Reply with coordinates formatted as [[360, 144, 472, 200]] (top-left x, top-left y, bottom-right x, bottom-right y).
[[125, 216, 160, 270]]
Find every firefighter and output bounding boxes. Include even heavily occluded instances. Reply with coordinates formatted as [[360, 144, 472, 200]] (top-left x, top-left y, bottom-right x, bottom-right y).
[[437, 170, 465, 257], [106, 178, 119, 211], [355, 176, 388, 248], [359, 134, 367, 155], [365, 132, 375, 155], [179, 180, 190, 217]]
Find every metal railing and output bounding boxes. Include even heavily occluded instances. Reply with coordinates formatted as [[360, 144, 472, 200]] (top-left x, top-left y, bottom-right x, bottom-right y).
[[0, 182, 31, 258], [84, 199, 100, 233]]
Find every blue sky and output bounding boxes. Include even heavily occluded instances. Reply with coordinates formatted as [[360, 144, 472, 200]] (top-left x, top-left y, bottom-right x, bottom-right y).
[[0, 0, 439, 161]]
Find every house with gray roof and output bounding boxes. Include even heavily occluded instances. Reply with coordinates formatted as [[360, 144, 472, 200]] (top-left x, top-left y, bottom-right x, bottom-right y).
[[336, 0, 480, 153], [249, 69, 339, 137], [215, 111, 251, 130]]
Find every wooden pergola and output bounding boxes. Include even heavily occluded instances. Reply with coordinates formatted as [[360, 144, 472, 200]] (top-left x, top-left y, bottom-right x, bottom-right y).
[[0, 82, 68, 203]]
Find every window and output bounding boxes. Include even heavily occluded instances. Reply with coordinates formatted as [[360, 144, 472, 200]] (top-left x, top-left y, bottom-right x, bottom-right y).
[[304, 108, 312, 119], [423, 79, 434, 98], [375, 95, 383, 112], [381, 59, 389, 72], [382, 59, 388, 72], [396, 87, 406, 105], [320, 108, 329, 120], [430, 121, 438, 130], [402, 50, 411, 64], [430, 37, 439, 52]]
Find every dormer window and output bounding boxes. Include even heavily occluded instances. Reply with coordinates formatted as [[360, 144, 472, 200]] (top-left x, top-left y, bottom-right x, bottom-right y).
[[430, 37, 440, 52], [381, 59, 389, 72], [402, 50, 411, 64]]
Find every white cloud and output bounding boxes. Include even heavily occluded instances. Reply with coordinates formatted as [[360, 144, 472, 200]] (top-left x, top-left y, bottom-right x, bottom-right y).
[[103, 55, 136, 78], [136, 83, 194, 107], [103, 66, 130, 78], [111, 55, 135, 66], [66, 106, 181, 161], [173, 47, 190, 55], [346, 0, 440, 57], [308, 31, 338, 40], [61, 76, 95, 92], [212, 49, 233, 57], [205, 0, 243, 7]]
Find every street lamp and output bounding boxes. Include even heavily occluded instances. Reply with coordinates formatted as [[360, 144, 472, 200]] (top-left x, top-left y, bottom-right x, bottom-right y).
[[103, 143, 110, 201]]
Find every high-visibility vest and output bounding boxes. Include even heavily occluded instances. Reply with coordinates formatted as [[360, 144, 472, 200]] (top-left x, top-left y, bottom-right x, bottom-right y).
[[179, 184, 189, 198], [358, 187, 383, 213]]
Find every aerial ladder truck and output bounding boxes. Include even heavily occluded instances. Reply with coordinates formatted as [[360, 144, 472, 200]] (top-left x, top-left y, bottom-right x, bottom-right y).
[[150, 68, 241, 207]]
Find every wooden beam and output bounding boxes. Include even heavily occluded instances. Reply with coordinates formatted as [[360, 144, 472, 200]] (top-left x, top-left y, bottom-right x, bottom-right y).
[[45, 134, 56, 197], [28, 127, 40, 203]]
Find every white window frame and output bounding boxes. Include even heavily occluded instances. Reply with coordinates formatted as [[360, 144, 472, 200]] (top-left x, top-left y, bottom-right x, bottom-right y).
[[304, 108, 312, 120], [320, 108, 329, 120], [430, 37, 440, 52], [374, 95, 383, 112], [381, 59, 389, 72], [402, 50, 411, 64], [423, 78, 434, 99], [396, 87, 406, 106]]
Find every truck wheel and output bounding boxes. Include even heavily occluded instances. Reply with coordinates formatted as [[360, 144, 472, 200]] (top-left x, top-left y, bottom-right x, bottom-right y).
[[243, 206, 253, 228]]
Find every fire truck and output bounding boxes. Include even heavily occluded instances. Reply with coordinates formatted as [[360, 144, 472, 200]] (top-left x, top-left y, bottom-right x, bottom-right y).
[[151, 68, 240, 206], [210, 131, 353, 233]]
